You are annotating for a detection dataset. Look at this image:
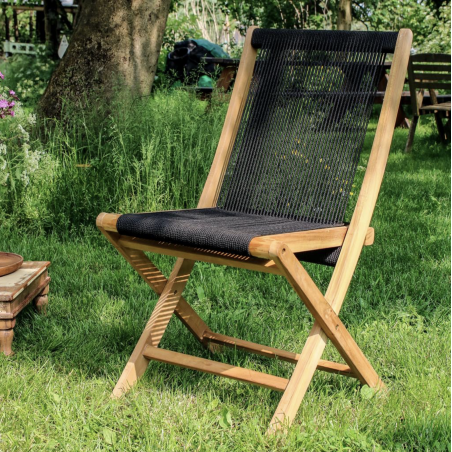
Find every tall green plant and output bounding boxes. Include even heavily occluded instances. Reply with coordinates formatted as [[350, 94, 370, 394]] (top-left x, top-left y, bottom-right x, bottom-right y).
[[1, 89, 227, 232]]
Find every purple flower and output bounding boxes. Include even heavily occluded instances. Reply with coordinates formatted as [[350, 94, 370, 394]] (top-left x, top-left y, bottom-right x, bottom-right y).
[[0, 99, 8, 109], [9, 90, 15, 96], [8, 101, 15, 107], [0, 72, 4, 80], [10, 110, 14, 117]]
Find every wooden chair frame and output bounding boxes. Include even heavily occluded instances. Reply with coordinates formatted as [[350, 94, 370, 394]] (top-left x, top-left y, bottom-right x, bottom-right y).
[[97, 28, 412, 433]]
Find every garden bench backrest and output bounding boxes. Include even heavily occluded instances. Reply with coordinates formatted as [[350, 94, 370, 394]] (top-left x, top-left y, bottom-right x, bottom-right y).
[[407, 53, 451, 116]]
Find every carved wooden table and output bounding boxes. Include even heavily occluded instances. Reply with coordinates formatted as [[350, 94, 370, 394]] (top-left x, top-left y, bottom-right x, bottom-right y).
[[0, 261, 50, 355]]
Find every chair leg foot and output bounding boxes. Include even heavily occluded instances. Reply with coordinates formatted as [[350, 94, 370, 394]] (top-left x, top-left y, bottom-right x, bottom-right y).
[[112, 362, 143, 398]]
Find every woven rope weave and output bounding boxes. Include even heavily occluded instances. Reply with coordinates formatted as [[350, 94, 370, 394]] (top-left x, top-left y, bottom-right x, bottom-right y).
[[117, 29, 398, 264], [217, 29, 397, 225], [116, 208, 333, 256]]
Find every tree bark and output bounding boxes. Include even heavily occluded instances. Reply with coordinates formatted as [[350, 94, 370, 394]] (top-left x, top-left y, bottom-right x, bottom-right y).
[[38, 0, 172, 120], [337, 0, 352, 30]]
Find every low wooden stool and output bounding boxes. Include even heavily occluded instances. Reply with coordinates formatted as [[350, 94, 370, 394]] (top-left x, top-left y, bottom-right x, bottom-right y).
[[0, 261, 51, 356]]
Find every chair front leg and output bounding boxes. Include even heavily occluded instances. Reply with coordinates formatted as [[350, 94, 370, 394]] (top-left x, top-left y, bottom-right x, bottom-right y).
[[266, 242, 384, 432], [112, 257, 195, 398], [270, 242, 383, 388], [267, 321, 330, 433], [98, 228, 212, 345]]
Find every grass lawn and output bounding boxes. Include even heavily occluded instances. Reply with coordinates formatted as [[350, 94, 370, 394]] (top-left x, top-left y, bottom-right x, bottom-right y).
[[0, 111, 450, 451]]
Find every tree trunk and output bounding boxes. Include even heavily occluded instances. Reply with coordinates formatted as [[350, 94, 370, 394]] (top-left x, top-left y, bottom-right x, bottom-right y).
[[38, 0, 172, 120], [337, 0, 352, 30]]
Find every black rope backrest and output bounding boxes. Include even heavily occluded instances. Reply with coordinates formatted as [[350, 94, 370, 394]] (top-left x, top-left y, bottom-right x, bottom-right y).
[[217, 29, 398, 224]]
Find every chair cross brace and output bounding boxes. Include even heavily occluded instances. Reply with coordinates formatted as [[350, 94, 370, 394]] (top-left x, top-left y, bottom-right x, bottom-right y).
[[98, 223, 380, 433]]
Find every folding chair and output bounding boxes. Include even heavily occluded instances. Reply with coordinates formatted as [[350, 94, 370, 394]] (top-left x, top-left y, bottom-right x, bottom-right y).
[[97, 28, 412, 433], [405, 53, 451, 153]]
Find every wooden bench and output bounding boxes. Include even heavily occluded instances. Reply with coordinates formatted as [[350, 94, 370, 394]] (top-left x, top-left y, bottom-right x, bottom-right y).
[[404, 53, 451, 152], [201, 58, 451, 136]]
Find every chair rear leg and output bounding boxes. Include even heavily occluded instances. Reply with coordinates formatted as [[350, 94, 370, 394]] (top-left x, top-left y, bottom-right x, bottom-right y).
[[271, 243, 383, 387], [112, 258, 195, 398], [405, 115, 419, 153], [267, 242, 384, 433], [434, 111, 447, 143]]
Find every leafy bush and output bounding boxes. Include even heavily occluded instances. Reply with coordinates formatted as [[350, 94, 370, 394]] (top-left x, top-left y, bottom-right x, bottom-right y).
[[0, 73, 57, 227], [0, 50, 57, 107], [418, 1, 451, 53], [0, 88, 227, 232]]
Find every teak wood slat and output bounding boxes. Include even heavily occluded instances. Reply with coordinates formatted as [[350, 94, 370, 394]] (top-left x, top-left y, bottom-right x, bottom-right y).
[[421, 102, 451, 112], [203, 331, 355, 377], [412, 72, 451, 81], [411, 63, 451, 72], [142, 345, 289, 391], [97, 28, 413, 434], [411, 53, 450, 63], [249, 226, 374, 258], [117, 236, 282, 275], [197, 26, 258, 208], [412, 81, 450, 90]]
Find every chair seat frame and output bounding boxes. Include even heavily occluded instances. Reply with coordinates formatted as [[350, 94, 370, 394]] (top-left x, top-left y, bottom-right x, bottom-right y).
[[97, 27, 412, 433]]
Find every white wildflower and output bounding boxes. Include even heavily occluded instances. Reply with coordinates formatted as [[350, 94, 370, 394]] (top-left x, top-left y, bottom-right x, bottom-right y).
[[22, 142, 30, 159], [20, 170, 29, 186], [18, 124, 30, 141], [0, 158, 6, 171], [0, 143, 6, 155], [26, 150, 40, 173], [27, 114, 36, 125]]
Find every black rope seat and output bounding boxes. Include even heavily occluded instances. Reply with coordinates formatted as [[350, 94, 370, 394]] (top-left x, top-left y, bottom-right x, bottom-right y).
[[117, 29, 398, 266]]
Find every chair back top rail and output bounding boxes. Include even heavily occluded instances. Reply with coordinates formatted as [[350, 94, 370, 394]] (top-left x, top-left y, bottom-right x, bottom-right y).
[[410, 53, 451, 63]]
